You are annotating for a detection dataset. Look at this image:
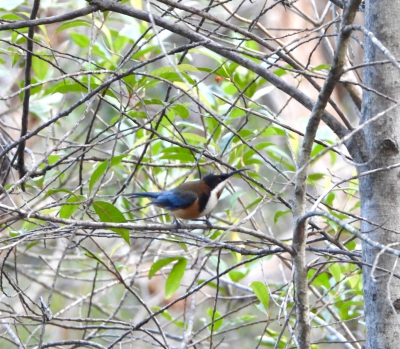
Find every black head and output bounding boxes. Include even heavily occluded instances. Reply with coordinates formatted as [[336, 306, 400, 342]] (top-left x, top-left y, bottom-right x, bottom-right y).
[[202, 168, 247, 190]]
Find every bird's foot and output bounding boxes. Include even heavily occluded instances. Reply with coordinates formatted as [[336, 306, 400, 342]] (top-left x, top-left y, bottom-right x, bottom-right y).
[[192, 218, 212, 230], [173, 216, 182, 231]]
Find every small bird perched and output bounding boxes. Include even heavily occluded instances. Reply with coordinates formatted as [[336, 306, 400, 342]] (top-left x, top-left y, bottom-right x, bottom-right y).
[[127, 168, 247, 222]]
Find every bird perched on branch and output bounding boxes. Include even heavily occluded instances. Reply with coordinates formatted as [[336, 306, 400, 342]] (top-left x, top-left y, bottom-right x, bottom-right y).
[[127, 168, 247, 223]]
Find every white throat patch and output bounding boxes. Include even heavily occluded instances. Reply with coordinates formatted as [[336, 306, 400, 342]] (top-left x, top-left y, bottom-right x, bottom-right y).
[[202, 179, 229, 216]]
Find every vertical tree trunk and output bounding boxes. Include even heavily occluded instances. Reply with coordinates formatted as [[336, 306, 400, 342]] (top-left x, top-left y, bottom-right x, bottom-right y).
[[360, 1, 400, 347]]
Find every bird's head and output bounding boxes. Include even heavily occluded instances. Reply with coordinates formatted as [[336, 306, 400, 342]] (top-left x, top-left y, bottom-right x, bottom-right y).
[[202, 168, 247, 191]]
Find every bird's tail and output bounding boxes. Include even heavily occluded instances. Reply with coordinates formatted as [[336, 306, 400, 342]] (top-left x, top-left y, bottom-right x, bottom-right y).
[[125, 192, 160, 199]]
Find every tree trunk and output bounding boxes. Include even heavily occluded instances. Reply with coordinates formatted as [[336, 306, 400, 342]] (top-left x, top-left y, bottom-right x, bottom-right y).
[[360, 1, 400, 347]]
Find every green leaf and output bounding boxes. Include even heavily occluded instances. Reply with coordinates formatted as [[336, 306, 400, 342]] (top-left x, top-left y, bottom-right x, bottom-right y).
[[170, 104, 189, 119], [173, 320, 185, 328], [182, 133, 207, 144], [70, 32, 90, 48], [274, 67, 290, 77], [153, 306, 173, 321], [84, 251, 96, 259], [126, 110, 147, 119], [123, 74, 136, 87], [208, 66, 230, 78], [308, 269, 330, 288], [152, 307, 184, 328], [135, 98, 164, 107], [21, 76, 41, 96], [311, 143, 325, 159], [206, 308, 223, 332], [89, 155, 128, 194], [49, 81, 116, 99], [325, 192, 336, 206], [197, 279, 227, 296], [227, 191, 244, 211], [143, 71, 195, 87], [257, 329, 288, 348], [349, 200, 360, 212], [253, 141, 273, 150], [255, 302, 268, 314], [308, 173, 325, 182], [32, 54, 48, 80], [24, 241, 40, 252], [227, 62, 239, 75], [44, 188, 78, 200], [113, 32, 131, 53], [165, 258, 187, 299], [229, 269, 248, 282], [1, 13, 25, 21], [250, 281, 269, 310], [238, 129, 254, 139], [347, 274, 361, 289], [244, 39, 259, 51], [274, 210, 291, 224], [60, 195, 85, 219], [22, 220, 39, 232], [329, 263, 342, 282], [132, 45, 161, 60], [336, 300, 363, 320], [150, 64, 200, 76], [266, 146, 295, 171], [89, 162, 109, 194], [110, 242, 125, 259], [148, 257, 178, 279], [161, 147, 193, 155], [346, 240, 356, 251], [92, 201, 130, 245], [47, 154, 60, 165], [312, 64, 331, 71], [263, 126, 286, 137], [47, 81, 84, 94], [229, 108, 246, 119], [240, 314, 257, 322], [159, 153, 194, 162], [56, 20, 91, 34], [114, 261, 127, 272], [208, 255, 228, 271]]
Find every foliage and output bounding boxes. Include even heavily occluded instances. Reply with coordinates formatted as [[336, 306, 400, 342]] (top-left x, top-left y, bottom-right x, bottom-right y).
[[0, 1, 366, 348]]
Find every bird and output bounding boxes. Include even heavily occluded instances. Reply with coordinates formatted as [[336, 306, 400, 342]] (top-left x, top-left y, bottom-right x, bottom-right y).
[[127, 168, 247, 224]]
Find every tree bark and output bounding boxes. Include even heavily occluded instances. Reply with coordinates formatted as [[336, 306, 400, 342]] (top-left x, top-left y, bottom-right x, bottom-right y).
[[360, 1, 400, 347]]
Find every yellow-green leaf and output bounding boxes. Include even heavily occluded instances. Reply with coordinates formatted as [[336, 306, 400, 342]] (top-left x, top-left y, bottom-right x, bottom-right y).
[[89, 154, 128, 195], [250, 281, 269, 310], [92, 201, 130, 245], [165, 258, 187, 299], [60, 195, 85, 219]]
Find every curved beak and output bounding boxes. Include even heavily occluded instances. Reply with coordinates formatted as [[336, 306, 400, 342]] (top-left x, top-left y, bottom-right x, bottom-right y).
[[220, 168, 248, 180]]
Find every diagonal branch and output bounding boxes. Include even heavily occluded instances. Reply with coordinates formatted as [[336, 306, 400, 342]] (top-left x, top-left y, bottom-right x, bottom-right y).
[[291, 1, 362, 348], [16, 0, 40, 190]]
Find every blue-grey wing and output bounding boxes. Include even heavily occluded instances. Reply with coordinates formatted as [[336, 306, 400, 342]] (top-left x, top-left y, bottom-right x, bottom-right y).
[[128, 192, 160, 199], [151, 190, 198, 210]]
